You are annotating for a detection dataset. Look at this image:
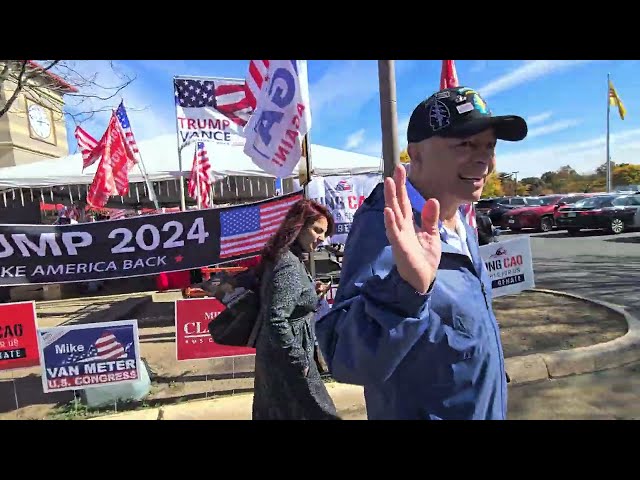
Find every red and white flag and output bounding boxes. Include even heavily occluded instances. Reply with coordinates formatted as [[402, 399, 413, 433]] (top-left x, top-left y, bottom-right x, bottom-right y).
[[75, 126, 103, 170], [86, 113, 132, 208], [440, 60, 459, 90], [439, 60, 477, 232], [245, 60, 270, 111], [188, 142, 213, 209]]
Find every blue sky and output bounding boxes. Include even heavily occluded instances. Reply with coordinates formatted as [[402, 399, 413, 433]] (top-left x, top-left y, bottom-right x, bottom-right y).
[[64, 60, 640, 180]]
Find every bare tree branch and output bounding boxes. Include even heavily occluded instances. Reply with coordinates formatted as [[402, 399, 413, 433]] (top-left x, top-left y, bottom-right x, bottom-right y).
[[0, 60, 28, 118], [0, 60, 137, 125]]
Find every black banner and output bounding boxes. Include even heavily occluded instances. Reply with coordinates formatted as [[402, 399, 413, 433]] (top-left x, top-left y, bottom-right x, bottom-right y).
[[0, 192, 301, 286]]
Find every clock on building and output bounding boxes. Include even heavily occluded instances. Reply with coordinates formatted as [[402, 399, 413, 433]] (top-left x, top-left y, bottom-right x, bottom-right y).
[[28, 103, 52, 139]]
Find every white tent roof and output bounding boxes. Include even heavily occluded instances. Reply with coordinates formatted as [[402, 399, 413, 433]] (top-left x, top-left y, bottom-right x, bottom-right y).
[[0, 135, 383, 188]]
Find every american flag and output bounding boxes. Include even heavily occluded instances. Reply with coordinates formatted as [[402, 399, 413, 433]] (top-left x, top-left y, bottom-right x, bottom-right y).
[[115, 101, 139, 169], [220, 194, 302, 259], [460, 203, 477, 231], [62, 331, 132, 365], [245, 60, 270, 111], [188, 142, 212, 209], [174, 78, 253, 127]]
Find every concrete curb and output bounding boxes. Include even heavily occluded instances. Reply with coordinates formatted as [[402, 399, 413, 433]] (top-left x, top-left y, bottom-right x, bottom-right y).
[[505, 288, 640, 385]]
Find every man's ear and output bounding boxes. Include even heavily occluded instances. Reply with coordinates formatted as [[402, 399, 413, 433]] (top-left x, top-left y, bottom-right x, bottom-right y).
[[407, 143, 419, 164]]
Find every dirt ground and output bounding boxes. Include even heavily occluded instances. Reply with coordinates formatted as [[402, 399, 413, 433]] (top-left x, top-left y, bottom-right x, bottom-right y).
[[493, 292, 627, 358], [0, 290, 628, 420]]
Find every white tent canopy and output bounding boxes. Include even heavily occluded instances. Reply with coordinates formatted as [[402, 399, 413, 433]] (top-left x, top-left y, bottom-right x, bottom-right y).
[[0, 135, 383, 188]]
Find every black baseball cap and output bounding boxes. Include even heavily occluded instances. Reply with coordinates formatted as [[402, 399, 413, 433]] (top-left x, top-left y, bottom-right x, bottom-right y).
[[407, 86, 528, 143]]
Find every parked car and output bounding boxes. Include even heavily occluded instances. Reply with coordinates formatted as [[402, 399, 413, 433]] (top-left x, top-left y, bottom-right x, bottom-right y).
[[501, 193, 595, 232], [476, 211, 499, 245], [555, 193, 640, 234], [482, 196, 544, 225]]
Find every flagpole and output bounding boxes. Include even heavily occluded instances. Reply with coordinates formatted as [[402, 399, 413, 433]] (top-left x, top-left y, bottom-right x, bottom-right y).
[[378, 60, 400, 178], [606, 72, 611, 193], [119, 100, 160, 210], [301, 134, 316, 278], [136, 154, 160, 210], [173, 77, 187, 211]]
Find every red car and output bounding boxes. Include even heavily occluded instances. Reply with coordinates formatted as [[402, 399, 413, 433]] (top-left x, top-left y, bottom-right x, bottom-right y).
[[501, 193, 594, 232]]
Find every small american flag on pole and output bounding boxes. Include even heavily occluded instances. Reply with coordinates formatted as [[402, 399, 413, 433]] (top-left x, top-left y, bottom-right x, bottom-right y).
[[219, 194, 302, 259], [188, 142, 213, 209], [115, 101, 139, 168]]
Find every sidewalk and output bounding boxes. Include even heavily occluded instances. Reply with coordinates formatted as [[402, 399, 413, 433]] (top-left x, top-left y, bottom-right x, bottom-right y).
[[93, 382, 367, 420]]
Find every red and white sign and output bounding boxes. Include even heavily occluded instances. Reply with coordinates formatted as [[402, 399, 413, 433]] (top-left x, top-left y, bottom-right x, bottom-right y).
[[174, 297, 255, 361], [0, 301, 40, 371]]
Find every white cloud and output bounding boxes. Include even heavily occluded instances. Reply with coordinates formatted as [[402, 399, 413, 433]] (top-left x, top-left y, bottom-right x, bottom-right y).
[[470, 60, 489, 73], [479, 60, 593, 98], [527, 111, 553, 126], [344, 129, 366, 149], [497, 127, 640, 178], [347, 114, 410, 158], [527, 119, 582, 138]]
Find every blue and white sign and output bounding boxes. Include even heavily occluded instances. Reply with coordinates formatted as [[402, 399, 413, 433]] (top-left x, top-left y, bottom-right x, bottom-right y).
[[243, 60, 312, 178], [37, 320, 141, 393]]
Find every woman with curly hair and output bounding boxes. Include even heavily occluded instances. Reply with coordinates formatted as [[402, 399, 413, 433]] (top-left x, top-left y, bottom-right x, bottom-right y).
[[252, 198, 339, 420]]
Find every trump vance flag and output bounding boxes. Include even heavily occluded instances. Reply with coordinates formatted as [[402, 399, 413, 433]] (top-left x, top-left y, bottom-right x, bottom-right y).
[[174, 76, 252, 151]]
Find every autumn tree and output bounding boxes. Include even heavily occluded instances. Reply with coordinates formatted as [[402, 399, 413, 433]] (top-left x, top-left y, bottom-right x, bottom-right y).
[[613, 163, 640, 188], [482, 172, 504, 197], [0, 60, 136, 125], [400, 148, 410, 164]]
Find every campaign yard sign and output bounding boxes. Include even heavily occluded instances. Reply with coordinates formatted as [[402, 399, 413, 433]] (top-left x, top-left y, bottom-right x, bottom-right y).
[[37, 320, 141, 393], [175, 297, 255, 361], [479, 236, 535, 297], [0, 301, 40, 371]]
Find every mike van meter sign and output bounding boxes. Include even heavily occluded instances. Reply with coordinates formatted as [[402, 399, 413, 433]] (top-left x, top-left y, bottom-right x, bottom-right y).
[[37, 320, 142, 393], [479, 236, 535, 297], [175, 297, 255, 361], [0, 301, 40, 371], [306, 174, 381, 244]]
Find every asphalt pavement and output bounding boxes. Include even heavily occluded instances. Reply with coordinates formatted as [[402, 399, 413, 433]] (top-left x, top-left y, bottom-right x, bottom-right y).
[[494, 227, 640, 419], [500, 228, 640, 318]]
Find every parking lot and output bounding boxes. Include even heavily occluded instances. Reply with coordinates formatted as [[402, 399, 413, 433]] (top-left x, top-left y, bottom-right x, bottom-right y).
[[501, 228, 640, 317]]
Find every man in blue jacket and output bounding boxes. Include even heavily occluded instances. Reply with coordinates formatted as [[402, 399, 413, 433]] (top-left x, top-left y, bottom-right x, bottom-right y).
[[315, 86, 528, 420]]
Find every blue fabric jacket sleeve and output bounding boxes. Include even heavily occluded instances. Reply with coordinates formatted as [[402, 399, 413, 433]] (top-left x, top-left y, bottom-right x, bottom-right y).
[[316, 210, 434, 386]]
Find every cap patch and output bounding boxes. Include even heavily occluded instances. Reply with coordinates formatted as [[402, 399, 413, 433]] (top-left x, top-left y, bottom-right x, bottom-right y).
[[456, 102, 474, 114], [428, 99, 451, 131]]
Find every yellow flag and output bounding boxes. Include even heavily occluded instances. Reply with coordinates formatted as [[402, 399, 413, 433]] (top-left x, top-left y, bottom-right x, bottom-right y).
[[609, 80, 626, 120]]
